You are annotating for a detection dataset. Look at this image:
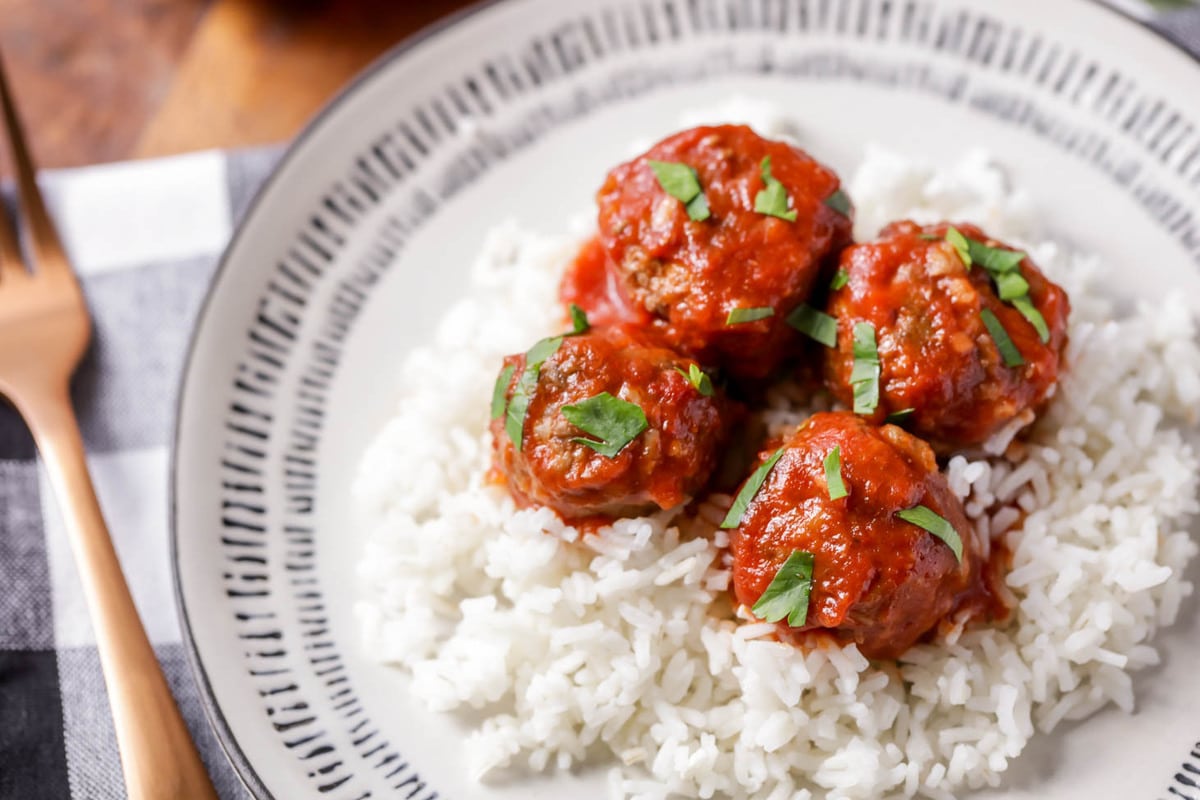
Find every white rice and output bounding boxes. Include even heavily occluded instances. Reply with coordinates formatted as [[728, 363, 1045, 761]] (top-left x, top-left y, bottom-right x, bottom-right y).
[[354, 118, 1200, 799]]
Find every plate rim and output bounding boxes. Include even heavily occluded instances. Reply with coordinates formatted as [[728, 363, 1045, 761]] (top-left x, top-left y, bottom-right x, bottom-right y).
[[167, 1, 1200, 797]]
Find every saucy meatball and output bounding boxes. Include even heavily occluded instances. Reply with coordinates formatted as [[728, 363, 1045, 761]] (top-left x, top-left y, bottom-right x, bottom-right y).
[[586, 125, 852, 379], [728, 412, 987, 659], [824, 221, 1070, 447], [491, 328, 730, 521]]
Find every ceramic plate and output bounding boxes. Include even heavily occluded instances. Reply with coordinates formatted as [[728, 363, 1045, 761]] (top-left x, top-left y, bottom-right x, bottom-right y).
[[172, 0, 1200, 797]]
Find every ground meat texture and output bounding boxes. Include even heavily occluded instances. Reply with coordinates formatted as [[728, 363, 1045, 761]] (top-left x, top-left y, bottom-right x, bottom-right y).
[[824, 221, 1070, 448], [590, 125, 853, 379], [728, 412, 987, 660], [491, 328, 730, 521]]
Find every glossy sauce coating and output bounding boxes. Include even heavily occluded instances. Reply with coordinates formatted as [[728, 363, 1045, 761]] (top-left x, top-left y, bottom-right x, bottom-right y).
[[491, 328, 731, 521], [590, 125, 853, 379], [824, 221, 1070, 447], [729, 412, 992, 659]]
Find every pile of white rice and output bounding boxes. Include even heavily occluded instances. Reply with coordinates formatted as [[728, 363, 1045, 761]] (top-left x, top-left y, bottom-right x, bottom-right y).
[[354, 112, 1200, 799]]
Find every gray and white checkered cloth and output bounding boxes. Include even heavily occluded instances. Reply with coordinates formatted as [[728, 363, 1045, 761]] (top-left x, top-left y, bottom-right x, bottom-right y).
[[1, 3, 1198, 799]]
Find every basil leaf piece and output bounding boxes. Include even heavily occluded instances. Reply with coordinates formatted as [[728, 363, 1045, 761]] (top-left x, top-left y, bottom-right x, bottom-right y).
[[823, 446, 847, 501], [994, 271, 1030, 302], [967, 240, 1026, 274], [1012, 296, 1051, 344], [751, 550, 815, 627], [980, 308, 1024, 367], [754, 156, 798, 222], [830, 268, 849, 290], [885, 408, 915, 424], [561, 392, 648, 459], [526, 335, 564, 365], [569, 304, 590, 335], [721, 448, 785, 529], [896, 505, 964, 562], [726, 306, 775, 325], [491, 364, 516, 421], [649, 160, 711, 222], [824, 189, 852, 217], [945, 227, 973, 268], [505, 336, 564, 450], [850, 322, 881, 415], [675, 363, 714, 397], [787, 303, 838, 348]]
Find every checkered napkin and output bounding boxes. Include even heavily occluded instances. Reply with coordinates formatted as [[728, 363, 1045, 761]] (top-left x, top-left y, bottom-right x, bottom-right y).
[[0, 147, 280, 800]]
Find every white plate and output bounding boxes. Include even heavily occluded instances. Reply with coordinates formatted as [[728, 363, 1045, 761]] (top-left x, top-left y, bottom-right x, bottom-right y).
[[172, 1, 1200, 797]]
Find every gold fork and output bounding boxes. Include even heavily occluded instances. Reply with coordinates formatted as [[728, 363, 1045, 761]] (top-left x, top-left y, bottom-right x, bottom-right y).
[[0, 57, 219, 800]]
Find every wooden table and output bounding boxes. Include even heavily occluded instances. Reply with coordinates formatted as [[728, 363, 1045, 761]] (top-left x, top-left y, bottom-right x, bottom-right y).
[[0, 0, 478, 170]]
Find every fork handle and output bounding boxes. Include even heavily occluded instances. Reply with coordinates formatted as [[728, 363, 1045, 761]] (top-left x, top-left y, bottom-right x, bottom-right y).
[[21, 383, 219, 800]]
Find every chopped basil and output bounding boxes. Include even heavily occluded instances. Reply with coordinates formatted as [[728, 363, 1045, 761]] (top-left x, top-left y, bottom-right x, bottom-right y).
[[675, 363, 714, 397], [751, 550, 815, 627], [896, 505, 964, 562], [885, 408, 915, 424], [754, 156, 797, 222], [980, 308, 1024, 367], [505, 336, 564, 450], [1012, 296, 1050, 344], [721, 448, 785, 529], [945, 227, 972, 267], [823, 446, 847, 501], [850, 322, 881, 415], [787, 303, 838, 348], [561, 392, 648, 458], [648, 160, 711, 222], [569, 303, 590, 335], [824, 189, 852, 217], [491, 364, 516, 420], [967, 239, 1026, 275], [726, 306, 775, 325], [993, 271, 1030, 302], [830, 268, 849, 290]]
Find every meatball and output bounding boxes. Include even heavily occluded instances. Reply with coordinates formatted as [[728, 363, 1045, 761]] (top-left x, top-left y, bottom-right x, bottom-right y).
[[491, 327, 731, 521], [728, 412, 986, 659], [824, 221, 1070, 448], [590, 124, 853, 379]]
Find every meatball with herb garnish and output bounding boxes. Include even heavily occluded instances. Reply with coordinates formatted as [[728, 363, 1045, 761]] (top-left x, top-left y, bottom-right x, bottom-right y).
[[726, 412, 994, 660], [822, 221, 1070, 448], [490, 326, 732, 522], [583, 124, 853, 380]]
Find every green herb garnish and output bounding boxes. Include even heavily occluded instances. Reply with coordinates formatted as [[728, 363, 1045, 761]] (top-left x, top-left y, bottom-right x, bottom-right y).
[[830, 268, 849, 290], [726, 306, 775, 325], [945, 228, 1050, 344], [569, 304, 590, 334], [945, 227, 972, 267], [896, 505, 964, 562], [754, 156, 797, 222], [885, 408, 915, 424], [648, 160, 711, 222], [787, 303, 838, 348], [675, 363, 714, 397], [993, 271, 1030, 302], [850, 322, 881, 415], [491, 364, 516, 420], [751, 550, 815, 627], [823, 446, 847, 501], [980, 308, 1024, 367], [505, 336, 564, 450], [721, 448, 785, 529], [824, 189, 852, 217], [1012, 296, 1050, 344], [561, 392, 648, 458]]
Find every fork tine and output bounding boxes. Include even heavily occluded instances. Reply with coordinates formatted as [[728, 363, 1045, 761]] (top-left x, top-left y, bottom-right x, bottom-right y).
[[0, 50, 69, 275]]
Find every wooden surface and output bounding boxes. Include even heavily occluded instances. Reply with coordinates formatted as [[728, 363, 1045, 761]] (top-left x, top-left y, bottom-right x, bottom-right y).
[[0, 0, 478, 170]]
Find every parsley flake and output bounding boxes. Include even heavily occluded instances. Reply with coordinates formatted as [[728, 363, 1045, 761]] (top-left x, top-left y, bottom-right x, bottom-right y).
[[569, 304, 590, 334], [896, 505, 964, 562], [675, 363, 714, 397], [726, 306, 775, 325], [1012, 296, 1050, 343], [561, 392, 648, 459], [823, 447, 847, 500], [945, 229, 1050, 344], [754, 156, 797, 222], [980, 308, 1025, 367], [721, 448, 785, 529], [850, 322, 881, 415], [752, 550, 815, 627], [787, 303, 838, 348], [824, 189, 852, 217], [946, 227, 973, 267], [830, 268, 849, 290], [505, 336, 564, 451], [649, 160, 711, 222], [885, 408, 915, 424], [491, 364, 516, 420]]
